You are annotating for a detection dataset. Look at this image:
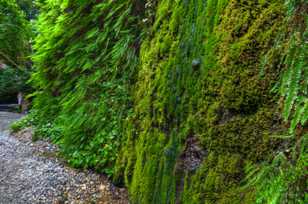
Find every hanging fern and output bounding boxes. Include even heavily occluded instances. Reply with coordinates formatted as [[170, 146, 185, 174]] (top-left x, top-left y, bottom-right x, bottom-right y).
[[281, 23, 308, 133], [30, 0, 143, 175], [246, 1, 307, 203]]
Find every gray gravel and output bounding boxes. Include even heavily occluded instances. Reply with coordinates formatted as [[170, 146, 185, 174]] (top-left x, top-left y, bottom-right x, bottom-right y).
[[0, 112, 128, 204]]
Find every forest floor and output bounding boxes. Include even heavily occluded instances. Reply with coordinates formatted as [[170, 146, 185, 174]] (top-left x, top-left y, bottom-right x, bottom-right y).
[[0, 111, 128, 204]]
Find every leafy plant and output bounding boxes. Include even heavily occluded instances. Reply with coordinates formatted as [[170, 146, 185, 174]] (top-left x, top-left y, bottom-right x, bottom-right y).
[[280, 0, 308, 132], [245, 1, 307, 203]]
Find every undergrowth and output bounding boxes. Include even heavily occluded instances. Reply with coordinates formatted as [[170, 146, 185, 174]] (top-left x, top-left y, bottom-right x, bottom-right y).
[[0, 0, 31, 67]]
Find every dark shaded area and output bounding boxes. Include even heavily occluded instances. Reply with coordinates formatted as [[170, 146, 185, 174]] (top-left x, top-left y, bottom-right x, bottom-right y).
[[0, 95, 18, 104]]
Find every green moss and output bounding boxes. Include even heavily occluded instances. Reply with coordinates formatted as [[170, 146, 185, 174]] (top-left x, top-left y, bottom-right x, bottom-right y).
[[182, 153, 246, 204], [182, 1, 286, 203], [115, 0, 287, 203]]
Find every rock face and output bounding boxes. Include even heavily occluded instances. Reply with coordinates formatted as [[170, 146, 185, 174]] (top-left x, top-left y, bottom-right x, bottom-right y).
[[0, 112, 128, 204]]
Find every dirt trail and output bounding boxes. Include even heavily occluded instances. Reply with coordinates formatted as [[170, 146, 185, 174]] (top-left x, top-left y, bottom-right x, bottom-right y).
[[0, 112, 128, 204]]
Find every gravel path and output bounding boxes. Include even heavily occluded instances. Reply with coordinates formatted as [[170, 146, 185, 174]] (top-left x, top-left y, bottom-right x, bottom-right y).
[[0, 112, 128, 204]]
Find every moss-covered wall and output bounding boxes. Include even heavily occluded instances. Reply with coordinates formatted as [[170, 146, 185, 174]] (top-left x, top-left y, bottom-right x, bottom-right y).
[[30, 0, 306, 203], [115, 0, 287, 203]]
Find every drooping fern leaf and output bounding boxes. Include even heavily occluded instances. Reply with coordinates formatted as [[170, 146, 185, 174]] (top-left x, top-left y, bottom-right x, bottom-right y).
[[281, 31, 308, 132], [246, 1, 307, 203]]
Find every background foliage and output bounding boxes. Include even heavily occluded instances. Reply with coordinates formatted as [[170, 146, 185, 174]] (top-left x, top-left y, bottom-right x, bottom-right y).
[[0, 0, 30, 66], [0, 67, 29, 102], [16, 0, 38, 20], [0, 0, 31, 103]]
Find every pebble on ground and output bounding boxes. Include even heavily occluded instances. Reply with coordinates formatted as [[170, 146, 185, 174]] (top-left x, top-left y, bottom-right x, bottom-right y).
[[0, 112, 128, 204]]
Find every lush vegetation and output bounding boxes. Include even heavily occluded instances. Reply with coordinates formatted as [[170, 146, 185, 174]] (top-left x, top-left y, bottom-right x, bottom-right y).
[[5, 0, 307, 203], [0, 0, 31, 102], [29, 0, 144, 174]]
